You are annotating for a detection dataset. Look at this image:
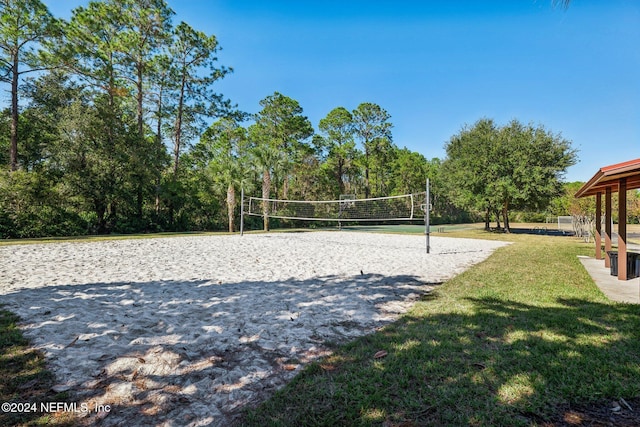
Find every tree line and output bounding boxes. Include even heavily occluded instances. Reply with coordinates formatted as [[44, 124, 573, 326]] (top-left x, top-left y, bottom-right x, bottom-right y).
[[1, 0, 582, 238]]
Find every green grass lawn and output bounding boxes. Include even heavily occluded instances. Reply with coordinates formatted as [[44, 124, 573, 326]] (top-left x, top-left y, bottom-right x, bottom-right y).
[[238, 231, 640, 426]]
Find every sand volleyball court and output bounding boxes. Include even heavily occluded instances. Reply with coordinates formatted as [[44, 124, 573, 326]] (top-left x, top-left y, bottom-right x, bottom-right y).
[[1, 231, 507, 426]]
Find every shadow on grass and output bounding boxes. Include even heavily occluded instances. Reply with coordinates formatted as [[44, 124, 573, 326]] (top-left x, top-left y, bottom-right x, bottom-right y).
[[0, 308, 76, 427], [490, 227, 576, 237], [239, 295, 640, 426]]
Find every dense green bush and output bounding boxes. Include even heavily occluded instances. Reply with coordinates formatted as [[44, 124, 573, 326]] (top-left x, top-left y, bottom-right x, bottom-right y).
[[0, 205, 87, 239]]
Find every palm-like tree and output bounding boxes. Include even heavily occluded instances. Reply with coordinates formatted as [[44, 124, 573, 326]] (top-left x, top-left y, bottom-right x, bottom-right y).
[[208, 159, 248, 232], [251, 143, 284, 231], [199, 118, 250, 232]]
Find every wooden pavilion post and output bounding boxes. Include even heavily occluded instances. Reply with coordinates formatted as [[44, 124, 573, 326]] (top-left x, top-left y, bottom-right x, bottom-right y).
[[618, 178, 627, 280], [604, 186, 612, 268], [595, 192, 602, 260], [575, 159, 640, 282]]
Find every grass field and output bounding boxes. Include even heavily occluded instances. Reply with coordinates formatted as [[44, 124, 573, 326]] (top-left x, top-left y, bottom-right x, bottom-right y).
[[238, 230, 640, 426], [2, 228, 640, 426]]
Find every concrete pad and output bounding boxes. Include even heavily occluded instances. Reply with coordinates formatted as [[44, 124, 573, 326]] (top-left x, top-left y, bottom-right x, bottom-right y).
[[578, 256, 640, 304]]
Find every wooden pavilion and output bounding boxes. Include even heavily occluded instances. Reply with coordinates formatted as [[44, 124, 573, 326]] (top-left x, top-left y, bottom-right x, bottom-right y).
[[575, 158, 640, 280]]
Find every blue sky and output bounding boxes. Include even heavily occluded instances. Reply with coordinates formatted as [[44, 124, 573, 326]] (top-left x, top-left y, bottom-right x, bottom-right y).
[[47, 0, 639, 183]]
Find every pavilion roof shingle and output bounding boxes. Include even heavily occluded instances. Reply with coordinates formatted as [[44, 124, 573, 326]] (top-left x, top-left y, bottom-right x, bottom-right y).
[[575, 158, 640, 198]]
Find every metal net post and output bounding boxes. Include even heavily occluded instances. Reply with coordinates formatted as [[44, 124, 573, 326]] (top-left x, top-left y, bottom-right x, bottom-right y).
[[425, 178, 430, 254]]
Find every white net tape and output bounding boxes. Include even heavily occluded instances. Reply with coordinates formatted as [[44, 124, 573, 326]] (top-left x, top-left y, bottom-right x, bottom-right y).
[[245, 192, 426, 222]]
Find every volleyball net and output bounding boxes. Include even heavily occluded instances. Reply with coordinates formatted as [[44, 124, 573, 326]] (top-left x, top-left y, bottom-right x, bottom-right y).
[[243, 192, 427, 223]]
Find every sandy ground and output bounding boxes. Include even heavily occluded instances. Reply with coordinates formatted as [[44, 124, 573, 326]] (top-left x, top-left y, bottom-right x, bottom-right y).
[[0, 231, 508, 426]]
